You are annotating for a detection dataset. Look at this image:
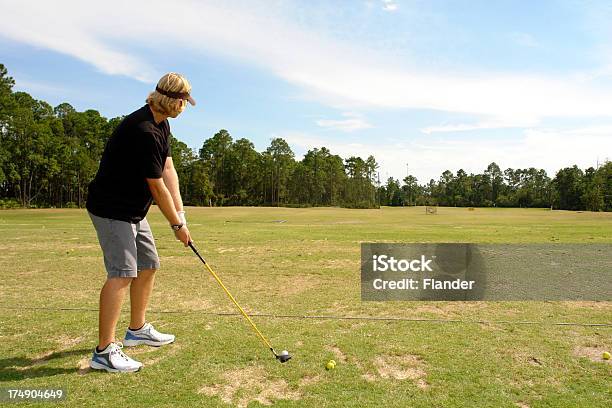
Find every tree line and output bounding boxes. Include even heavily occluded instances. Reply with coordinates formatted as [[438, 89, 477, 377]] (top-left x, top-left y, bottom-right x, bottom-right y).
[[169, 129, 378, 207], [0, 64, 609, 211], [380, 162, 611, 211]]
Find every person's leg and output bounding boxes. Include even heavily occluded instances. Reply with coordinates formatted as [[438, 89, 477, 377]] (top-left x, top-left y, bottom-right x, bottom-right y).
[[123, 217, 174, 347], [94, 275, 143, 373], [88, 212, 139, 349], [98, 277, 132, 349], [129, 268, 156, 330], [88, 212, 144, 372], [130, 217, 160, 329]]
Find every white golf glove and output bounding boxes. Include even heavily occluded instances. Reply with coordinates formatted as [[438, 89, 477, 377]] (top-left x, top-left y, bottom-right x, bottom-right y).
[[177, 210, 187, 225]]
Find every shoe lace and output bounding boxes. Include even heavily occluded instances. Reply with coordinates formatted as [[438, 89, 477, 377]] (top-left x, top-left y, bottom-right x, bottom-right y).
[[110, 342, 130, 362]]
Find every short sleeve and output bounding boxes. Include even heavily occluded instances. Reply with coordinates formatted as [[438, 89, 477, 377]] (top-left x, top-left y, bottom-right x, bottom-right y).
[[142, 133, 164, 179]]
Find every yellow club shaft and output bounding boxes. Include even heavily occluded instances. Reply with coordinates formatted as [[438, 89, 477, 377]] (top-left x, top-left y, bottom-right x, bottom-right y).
[[202, 262, 274, 350], [189, 242, 274, 352]]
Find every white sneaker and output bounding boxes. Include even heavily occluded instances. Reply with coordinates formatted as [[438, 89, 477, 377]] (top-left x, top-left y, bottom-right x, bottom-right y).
[[90, 342, 143, 373], [123, 323, 175, 347]]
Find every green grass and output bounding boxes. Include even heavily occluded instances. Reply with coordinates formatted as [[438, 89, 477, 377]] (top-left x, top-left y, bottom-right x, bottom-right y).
[[0, 206, 610, 407]]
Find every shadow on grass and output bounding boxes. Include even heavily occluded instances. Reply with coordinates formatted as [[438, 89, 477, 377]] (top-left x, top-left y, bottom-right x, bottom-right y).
[[0, 348, 91, 381]]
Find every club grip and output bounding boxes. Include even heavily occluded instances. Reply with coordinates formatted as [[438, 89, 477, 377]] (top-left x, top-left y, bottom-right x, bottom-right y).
[[189, 241, 206, 264]]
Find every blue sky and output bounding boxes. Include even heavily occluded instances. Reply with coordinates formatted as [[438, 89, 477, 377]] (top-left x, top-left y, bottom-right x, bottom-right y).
[[1, 0, 611, 182]]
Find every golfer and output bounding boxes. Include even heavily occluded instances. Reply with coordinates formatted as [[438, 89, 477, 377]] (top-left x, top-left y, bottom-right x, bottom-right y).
[[86, 73, 195, 372]]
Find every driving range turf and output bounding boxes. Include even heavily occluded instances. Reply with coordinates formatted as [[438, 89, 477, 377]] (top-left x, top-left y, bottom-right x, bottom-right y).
[[0, 206, 610, 407]]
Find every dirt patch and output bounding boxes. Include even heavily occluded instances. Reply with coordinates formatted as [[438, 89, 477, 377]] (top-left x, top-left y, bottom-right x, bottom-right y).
[[528, 357, 543, 367], [329, 300, 354, 314], [214, 245, 258, 255], [179, 298, 214, 310], [77, 357, 91, 375], [515, 403, 530, 408], [298, 374, 321, 387], [52, 334, 85, 349], [413, 302, 490, 318], [478, 322, 505, 332], [217, 247, 237, 253], [198, 365, 301, 407], [573, 346, 612, 365], [506, 348, 551, 371], [362, 372, 377, 382], [143, 345, 180, 366], [371, 354, 428, 389], [325, 345, 347, 363], [277, 275, 319, 296], [411, 304, 453, 316]]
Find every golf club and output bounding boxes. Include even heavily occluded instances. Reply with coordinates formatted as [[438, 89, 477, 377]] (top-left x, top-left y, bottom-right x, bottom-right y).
[[188, 241, 291, 363]]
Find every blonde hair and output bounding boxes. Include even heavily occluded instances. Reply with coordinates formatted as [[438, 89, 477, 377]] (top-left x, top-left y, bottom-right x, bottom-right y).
[[146, 72, 192, 117]]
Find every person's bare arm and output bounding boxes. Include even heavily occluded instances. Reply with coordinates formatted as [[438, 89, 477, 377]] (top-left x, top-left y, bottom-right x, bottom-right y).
[[162, 157, 184, 213], [146, 177, 191, 246]]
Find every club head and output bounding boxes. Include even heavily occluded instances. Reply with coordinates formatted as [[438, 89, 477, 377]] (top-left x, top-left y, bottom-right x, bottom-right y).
[[275, 351, 292, 363], [276, 354, 291, 363]]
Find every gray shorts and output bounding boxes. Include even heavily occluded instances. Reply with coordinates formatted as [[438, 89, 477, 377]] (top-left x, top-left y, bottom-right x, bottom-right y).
[[88, 212, 160, 278]]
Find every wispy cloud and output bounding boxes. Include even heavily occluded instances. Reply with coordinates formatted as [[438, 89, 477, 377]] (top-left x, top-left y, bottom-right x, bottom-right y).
[[1, 0, 612, 128], [421, 118, 538, 134], [316, 112, 373, 132]]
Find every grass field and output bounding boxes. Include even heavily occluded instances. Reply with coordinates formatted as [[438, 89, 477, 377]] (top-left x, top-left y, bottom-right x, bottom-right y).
[[0, 206, 610, 407]]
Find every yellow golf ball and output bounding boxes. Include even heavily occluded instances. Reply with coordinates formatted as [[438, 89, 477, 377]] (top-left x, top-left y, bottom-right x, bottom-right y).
[[603, 351, 611, 360], [325, 360, 336, 370]]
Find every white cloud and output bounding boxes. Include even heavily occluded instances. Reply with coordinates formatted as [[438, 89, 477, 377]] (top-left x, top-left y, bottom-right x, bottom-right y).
[[280, 126, 611, 183], [316, 112, 373, 132], [1, 0, 612, 128], [0, 1, 156, 82], [421, 118, 538, 134], [287, 68, 612, 125]]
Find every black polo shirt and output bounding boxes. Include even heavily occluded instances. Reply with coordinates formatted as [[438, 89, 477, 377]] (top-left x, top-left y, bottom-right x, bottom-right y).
[[86, 105, 171, 223]]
